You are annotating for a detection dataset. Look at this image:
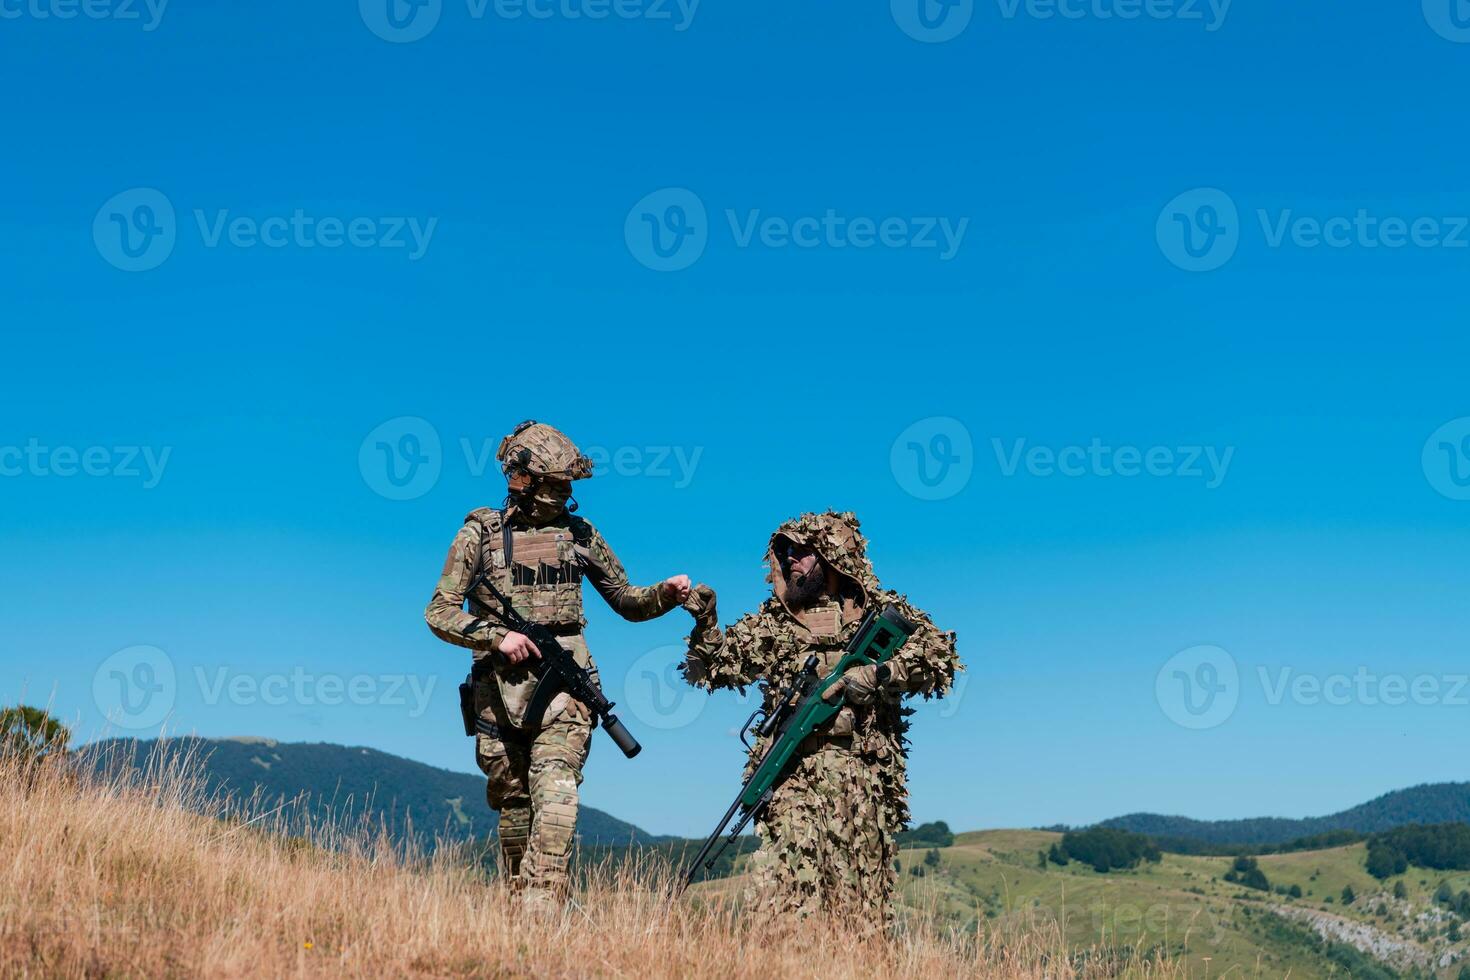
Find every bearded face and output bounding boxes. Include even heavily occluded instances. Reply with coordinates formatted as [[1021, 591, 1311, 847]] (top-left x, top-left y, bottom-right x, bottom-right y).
[[781, 543, 829, 607]]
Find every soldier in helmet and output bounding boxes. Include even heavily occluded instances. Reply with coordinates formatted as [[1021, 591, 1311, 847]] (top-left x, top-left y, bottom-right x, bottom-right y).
[[680, 511, 960, 927], [426, 420, 690, 908]]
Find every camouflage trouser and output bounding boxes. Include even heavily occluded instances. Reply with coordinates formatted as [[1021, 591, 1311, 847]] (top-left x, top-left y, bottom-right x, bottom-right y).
[[475, 696, 592, 900], [746, 744, 898, 930]]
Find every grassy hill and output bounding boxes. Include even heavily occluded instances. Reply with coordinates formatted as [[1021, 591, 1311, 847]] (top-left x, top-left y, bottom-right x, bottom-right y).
[[1100, 784, 1470, 846], [897, 830, 1469, 977], [689, 827, 1470, 978], [81, 736, 655, 847], [1, 749, 1159, 979]]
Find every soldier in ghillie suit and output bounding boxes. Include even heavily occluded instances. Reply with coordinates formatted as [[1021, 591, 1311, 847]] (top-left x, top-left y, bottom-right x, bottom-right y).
[[426, 421, 690, 908], [681, 511, 960, 926]]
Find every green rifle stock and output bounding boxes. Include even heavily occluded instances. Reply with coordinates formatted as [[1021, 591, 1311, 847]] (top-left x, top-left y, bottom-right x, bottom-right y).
[[679, 603, 917, 891]]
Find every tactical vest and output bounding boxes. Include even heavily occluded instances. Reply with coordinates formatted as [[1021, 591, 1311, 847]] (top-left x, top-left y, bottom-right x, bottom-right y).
[[789, 598, 864, 741], [465, 507, 589, 630], [463, 508, 598, 732]]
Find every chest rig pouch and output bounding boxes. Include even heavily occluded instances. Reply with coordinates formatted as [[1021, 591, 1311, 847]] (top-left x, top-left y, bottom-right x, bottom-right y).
[[795, 601, 861, 739], [463, 509, 596, 733]]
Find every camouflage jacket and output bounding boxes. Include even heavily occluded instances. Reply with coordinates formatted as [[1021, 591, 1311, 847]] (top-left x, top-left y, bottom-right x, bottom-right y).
[[682, 511, 961, 761], [426, 507, 674, 729]]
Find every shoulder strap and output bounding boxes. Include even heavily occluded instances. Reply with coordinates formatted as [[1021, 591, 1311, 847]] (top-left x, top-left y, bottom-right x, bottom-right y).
[[462, 508, 521, 626], [568, 515, 592, 546]]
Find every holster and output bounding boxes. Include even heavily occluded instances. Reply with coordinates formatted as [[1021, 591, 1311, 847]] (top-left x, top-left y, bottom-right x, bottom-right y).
[[458, 672, 477, 737]]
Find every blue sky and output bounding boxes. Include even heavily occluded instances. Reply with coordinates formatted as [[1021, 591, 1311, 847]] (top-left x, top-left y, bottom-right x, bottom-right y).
[[3, 0, 1470, 837]]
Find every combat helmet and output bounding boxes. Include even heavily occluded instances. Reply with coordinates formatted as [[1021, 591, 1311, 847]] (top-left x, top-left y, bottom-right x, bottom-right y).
[[496, 420, 594, 489]]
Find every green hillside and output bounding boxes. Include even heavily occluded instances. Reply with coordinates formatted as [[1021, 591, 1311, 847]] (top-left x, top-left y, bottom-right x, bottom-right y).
[[82, 736, 654, 847], [1101, 784, 1470, 846], [692, 828, 1470, 978], [903, 831, 1470, 978]]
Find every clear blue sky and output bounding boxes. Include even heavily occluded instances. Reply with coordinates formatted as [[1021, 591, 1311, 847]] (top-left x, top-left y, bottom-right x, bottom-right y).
[[4, 0, 1470, 837]]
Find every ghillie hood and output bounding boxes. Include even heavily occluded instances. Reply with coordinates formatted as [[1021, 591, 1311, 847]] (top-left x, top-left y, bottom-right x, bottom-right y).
[[766, 510, 878, 627]]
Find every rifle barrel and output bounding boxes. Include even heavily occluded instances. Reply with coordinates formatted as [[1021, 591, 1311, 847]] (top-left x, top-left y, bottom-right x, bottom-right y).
[[680, 796, 744, 893]]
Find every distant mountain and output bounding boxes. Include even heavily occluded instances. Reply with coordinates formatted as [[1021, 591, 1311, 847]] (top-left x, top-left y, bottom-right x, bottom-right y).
[[81, 737, 655, 848], [1099, 782, 1470, 846]]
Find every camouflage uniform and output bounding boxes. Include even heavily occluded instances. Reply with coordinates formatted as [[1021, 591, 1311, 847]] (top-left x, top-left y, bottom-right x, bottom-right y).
[[681, 511, 960, 927], [426, 422, 677, 902]]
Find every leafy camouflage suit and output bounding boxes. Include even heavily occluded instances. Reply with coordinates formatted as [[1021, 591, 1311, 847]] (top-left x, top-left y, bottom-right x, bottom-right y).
[[682, 512, 960, 926], [426, 424, 677, 902]]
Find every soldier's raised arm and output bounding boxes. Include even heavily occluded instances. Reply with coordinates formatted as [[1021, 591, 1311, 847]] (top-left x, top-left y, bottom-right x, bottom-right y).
[[680, 586, 773, 693], [878, 595, 961, 699], [424, 520, 506, 654], [574, 519, 685, 622]]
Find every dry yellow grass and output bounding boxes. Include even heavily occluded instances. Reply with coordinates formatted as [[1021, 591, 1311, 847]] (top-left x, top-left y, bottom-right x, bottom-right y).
[[0, 745, 1183, 979]]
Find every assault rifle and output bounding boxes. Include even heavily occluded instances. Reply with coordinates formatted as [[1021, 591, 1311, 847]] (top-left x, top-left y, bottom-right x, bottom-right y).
[[457, 529, 642, 758], [458, 611, 642, 758], [679, 603, 917, 891]]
